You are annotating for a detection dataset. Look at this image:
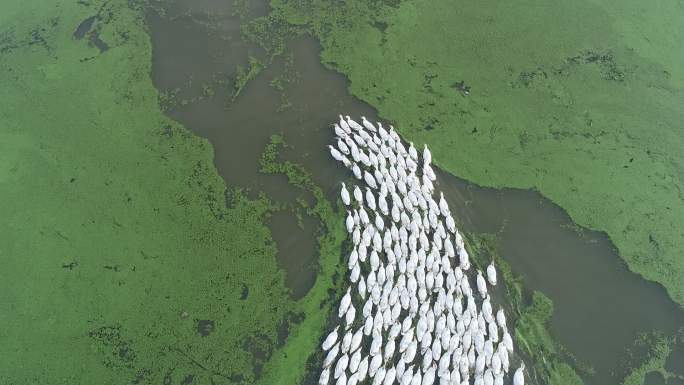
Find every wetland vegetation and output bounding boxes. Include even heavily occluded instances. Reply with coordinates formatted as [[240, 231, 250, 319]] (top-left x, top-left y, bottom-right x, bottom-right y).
[[1, 0, 683, 384]]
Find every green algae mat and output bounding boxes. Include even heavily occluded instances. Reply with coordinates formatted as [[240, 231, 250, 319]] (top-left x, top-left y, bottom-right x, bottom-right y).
[[259, 0, 684, 307], [0, 1, 344, 384]]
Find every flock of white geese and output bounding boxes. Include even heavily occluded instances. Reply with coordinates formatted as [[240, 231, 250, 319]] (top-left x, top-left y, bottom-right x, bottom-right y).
[[319, 115, 526, 385]]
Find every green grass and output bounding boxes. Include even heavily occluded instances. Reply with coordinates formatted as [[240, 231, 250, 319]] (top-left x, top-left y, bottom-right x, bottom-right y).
[[260, 0, 684, 307], [0, 1, 297, 383]]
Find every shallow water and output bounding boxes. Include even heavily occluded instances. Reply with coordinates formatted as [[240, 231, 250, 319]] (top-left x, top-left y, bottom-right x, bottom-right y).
[[146, 1, 684, 383]]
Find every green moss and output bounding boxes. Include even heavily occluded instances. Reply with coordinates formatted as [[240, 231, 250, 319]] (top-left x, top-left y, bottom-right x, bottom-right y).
[[0, 1, 295, 383], [263, 0, 684, 307]]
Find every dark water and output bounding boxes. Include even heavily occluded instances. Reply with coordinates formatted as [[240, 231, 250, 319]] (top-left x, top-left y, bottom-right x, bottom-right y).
[[437, 172, 684, 384], [145, 0, 684, 383]]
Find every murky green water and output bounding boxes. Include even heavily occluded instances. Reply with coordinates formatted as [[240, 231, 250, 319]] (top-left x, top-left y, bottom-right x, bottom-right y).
[[146, 0, 683, 384]]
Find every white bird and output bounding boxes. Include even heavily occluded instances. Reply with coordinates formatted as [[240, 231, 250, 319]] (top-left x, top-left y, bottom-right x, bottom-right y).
[[502, 330, 514, 353], [338, 138, 350, 154], [513, 363, 525, 385], [445, 215, 456, 234], [319, 367, 330, 385], [336, 372, 346, 385], [370, 334, 382, 356], [487, 262, 497, 286], [329, 145, 344, 162], [373, 367, 386, 385], [345, 304, 356, 328], [334, 124, 346, 138], [357, 357, 369, 382], [348, 373, 359, 385], [366, 188, 376, 210], [362, 116, 377, 132], [324, 342, 340, 368], [358, 277, 367, 299], [335, 354, 349, 379], [346, 211, 355, 233], [341, 183, 351, 206], [347, 115, 363, 130], [484, 370, 494, 385], [322, 325, 340, 351], [369, 354, 383, 377], [410, 370, 422, 385], [350, 349, 362, 373], [342, 330, 353, 353], [364, 171, 378, 189], [496, 308, 507, 329], [339, 115, 351, 132], [423, 144, 432, 165], [403, 340, 417, 363], [408, 142, 418, 161], [339, 288, 352, 318], [383, 367, 396, 385], [476, 271, 488, 297], [353, 186, 363, 204], [422, 366, 436, 385], [384, 339, 396, 362]]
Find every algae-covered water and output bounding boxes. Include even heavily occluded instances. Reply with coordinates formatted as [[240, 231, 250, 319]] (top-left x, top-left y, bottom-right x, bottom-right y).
[[1, 0, 683, 384]]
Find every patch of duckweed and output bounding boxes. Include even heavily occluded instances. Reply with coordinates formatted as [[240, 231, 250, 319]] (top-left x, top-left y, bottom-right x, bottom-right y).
[[621, 331, 684, 385], [233, 55, 265, 100], [0, 1, 296, 383]]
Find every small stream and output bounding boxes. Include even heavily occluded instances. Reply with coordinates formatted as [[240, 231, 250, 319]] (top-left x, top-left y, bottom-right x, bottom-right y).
[[145, 1, 684, 383]]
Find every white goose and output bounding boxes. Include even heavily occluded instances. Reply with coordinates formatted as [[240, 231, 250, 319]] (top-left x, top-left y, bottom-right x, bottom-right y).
[[487, 262, 497, 286], [341, 183, 351, 206]]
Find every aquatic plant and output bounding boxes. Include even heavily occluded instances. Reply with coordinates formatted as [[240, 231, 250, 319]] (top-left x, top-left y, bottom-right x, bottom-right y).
[[257, 134, 348, 385], [0, 1, 296, 383]]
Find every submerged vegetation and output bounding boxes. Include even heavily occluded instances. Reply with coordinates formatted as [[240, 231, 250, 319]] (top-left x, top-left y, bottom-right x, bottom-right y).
[[253, 0, 684, 309], [233, 55, 264, 100], [621, 331, 684, 385], [258, 134, 347, 385], [465, 233, 585, 385]]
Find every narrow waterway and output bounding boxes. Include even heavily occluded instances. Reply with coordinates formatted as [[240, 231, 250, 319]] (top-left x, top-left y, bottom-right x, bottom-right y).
[[145, 1, 684, 384]]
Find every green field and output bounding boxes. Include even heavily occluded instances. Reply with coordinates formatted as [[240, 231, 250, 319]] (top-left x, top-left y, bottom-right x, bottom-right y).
[[263, 0, 684, 307]]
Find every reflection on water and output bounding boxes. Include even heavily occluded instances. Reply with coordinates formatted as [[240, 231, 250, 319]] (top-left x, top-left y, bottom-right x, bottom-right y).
[[146, 0, 683, 383]]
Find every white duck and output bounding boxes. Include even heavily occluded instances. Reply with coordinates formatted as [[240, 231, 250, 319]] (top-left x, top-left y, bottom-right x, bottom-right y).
[[334, 354, 349, 379], [322, 325, 340, 351], [338, 288, 352, 318], [341, 183, 351, 206], [476, 271, 488, 297], [486, 262, 497, 286], [513, 363, 525, 385], [362, 116, 377, 132], [423, 144, 432, 165]]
